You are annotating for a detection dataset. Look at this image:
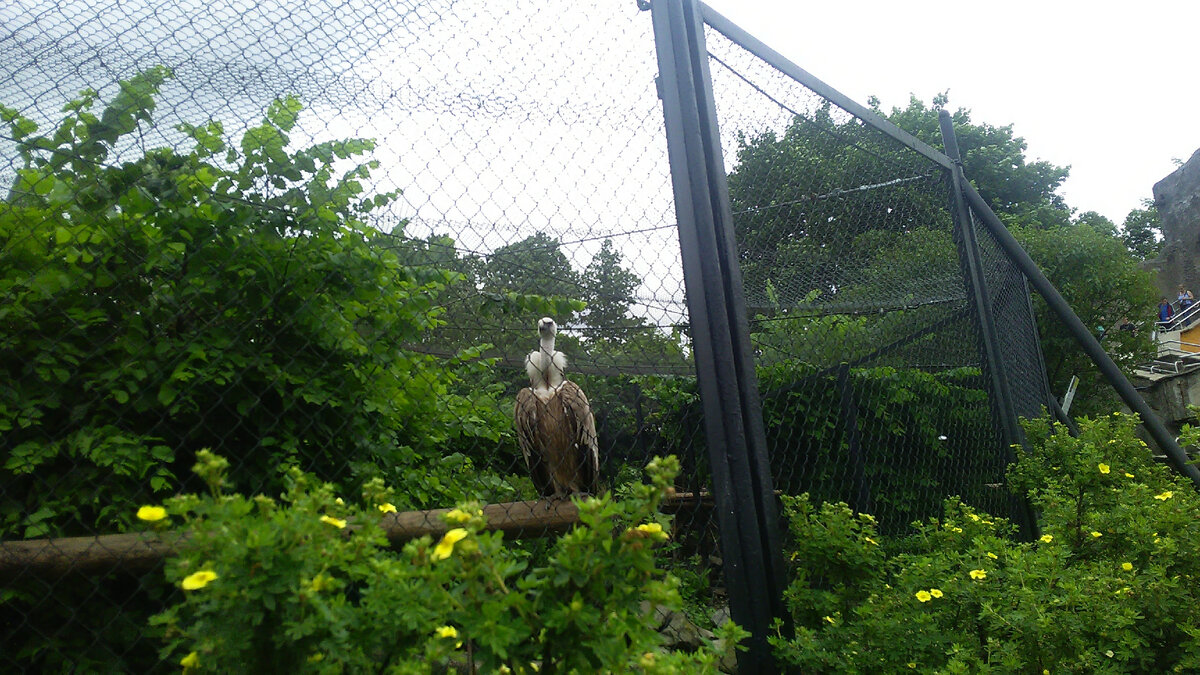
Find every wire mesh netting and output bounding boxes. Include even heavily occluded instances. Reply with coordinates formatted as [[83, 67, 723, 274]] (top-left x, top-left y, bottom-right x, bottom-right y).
[[971, 211, 1056, 423], [0, 0, 734, 670], [699, 20, 1050, 533], [0, 0, 1066, 669]]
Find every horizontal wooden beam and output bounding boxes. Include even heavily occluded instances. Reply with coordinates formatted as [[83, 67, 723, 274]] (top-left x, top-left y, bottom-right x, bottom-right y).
[[0, 530, 186, 578], [0, 495, 718, 579]]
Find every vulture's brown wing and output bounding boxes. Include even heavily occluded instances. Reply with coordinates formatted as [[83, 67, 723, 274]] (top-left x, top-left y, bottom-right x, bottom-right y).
[[559, 380, 600, 494], [515, 387, 553, 496]]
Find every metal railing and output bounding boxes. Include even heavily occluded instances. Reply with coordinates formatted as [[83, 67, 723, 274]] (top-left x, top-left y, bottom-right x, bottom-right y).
[[1156, 301, 1200, 332]]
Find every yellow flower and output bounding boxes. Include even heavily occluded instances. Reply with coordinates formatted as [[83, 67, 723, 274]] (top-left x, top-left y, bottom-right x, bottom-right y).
[[639, 652, 656, 667], [929, 588, 943, 598], [915, 590, 932, 602], [445, 508, 472, 524], [180, 569, 218, 590], [307, 653, 325, 663], [950, 526, 963, 533], [1155, 491, 1174, 501], [969, 569, 987, 580], [320, 515, 347, 529], [908, 663, 917, 669], [1121, 562, 1134, 571], [180, 651, 199, 669], [1091, 531, 1102, 538], [968, 513, 981, 522], [431, 528, 469, 561], [634, 522, 669, 541], [987, 552, 998, 559], [1098, 463, 1110, 474], [864, 536, 879, 546], [136, 505, 167, 522], [1124, 472, 1135, 478], [335, 497, 344, 506], [378, 503, 397, 514], [823, 615, 836, 624], [435, 624, 463, 648], [1040, 534, 1053, 543]]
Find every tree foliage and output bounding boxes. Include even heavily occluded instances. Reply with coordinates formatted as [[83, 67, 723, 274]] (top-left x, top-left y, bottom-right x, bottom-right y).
[[1010, 221, 1157, 414], [1120, 199, 1164, 261], [879, 94, 1071, 221], [724, 93, 1157, 415], [0, 68, 523, 540]]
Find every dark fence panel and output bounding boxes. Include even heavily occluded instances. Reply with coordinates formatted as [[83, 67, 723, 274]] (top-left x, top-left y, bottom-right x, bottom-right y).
[[695, 13, 1024, 535]]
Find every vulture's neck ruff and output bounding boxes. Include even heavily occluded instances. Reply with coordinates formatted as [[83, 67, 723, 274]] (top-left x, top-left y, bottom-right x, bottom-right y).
[[526, 325, 566, 399]]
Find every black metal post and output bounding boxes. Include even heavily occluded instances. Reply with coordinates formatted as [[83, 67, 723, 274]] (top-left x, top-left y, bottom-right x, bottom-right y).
[[962, 182, 1200, 488], [939, 110, 1038, 538], [649, 0, 788, 670], [1050, 396, 1081, 436]]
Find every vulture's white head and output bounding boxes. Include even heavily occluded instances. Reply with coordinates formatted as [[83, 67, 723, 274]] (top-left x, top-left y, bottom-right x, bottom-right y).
[[528, 317, 566, 392]]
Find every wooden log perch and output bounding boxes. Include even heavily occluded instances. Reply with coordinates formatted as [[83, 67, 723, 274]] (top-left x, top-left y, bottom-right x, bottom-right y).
[[0, 530, 187, 578], [1, 495, 716, 579], [381, 498, 581, 541]]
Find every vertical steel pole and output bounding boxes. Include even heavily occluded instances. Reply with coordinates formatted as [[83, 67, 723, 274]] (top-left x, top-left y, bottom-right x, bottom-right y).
[[649, 0, 787, 670], [939, 110, 1038, 539]]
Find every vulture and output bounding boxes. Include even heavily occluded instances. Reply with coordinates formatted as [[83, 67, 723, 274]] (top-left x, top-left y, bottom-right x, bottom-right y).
[[514, 317, 600, 497]]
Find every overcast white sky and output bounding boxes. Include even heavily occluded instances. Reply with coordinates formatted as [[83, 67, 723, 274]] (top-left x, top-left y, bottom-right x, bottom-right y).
[[704, 0, 1200, 225]]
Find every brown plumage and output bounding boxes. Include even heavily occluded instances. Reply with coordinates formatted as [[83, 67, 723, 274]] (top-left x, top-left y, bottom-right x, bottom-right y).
[[514, 317, 599, 498]]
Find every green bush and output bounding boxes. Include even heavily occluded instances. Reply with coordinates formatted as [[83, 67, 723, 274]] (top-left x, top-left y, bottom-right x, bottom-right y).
[[0, 68, 525, 539], [149, 452, 744, 673], [771, 412, 1200, 673]]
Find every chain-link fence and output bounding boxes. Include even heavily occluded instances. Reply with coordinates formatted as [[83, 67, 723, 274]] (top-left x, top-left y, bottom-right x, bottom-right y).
[[697, 17, 1047, 535], [0, 0, 721, 669], [4, 0, 1156, 671]]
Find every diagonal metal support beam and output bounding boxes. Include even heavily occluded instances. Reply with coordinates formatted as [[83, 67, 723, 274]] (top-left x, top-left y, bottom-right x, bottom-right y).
[[962, 183, 1200, 488]]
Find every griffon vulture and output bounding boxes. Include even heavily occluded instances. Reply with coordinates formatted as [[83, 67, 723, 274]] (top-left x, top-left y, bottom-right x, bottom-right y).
[[514, 317, 599, 497]]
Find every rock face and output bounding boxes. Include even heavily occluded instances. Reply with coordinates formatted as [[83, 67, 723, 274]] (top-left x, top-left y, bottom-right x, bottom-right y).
[[1150, 147, 1200, 299]]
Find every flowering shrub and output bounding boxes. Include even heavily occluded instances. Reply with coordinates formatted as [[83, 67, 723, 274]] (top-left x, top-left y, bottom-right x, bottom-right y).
[[771, 412, 1200, 673], [151, 452, 745, 672]]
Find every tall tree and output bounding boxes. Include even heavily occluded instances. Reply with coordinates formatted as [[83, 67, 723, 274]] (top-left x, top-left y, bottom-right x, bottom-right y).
[[725, 94, 1156, 414], [582, 238, 641, 332], [1120, 199, 1163, 261], [481, 231, 583, 301], [1012, 221, 1157, 414], [879, 94, 1072, 222]]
